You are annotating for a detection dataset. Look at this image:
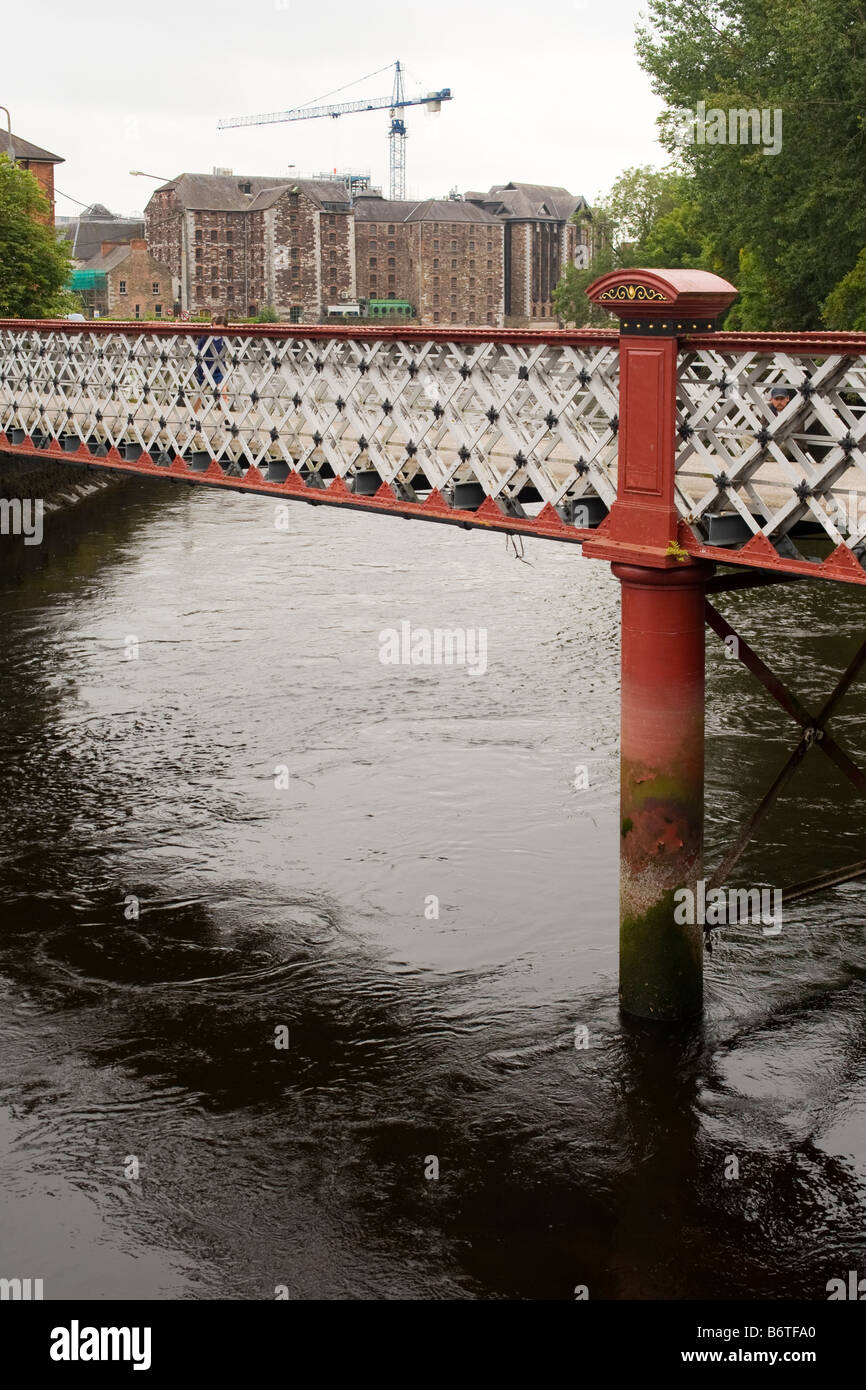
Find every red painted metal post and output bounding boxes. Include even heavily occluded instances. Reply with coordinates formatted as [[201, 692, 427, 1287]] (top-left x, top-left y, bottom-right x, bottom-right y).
[[584, 270, 738, 1020], [613, 562, 710, 1019]]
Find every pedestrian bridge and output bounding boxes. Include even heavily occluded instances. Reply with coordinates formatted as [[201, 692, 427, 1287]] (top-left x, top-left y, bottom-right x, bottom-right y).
[[2, 270, 866, 585], [2, 267, 866, 1022]]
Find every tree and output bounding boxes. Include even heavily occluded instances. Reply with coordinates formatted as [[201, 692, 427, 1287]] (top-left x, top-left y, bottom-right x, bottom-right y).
[[822, 246, 866, 330], [554, 166, 700, 325], [0, 155, 76, 318], [636, 0, 866, 329]]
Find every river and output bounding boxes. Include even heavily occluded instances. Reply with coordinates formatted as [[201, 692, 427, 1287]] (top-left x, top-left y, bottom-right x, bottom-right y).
[[0, 478, 864, 1300]]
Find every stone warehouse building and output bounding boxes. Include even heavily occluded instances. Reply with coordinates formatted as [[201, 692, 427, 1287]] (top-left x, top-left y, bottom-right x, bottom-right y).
[[353, 197, 505, 325], [144, 172, 587, 325], [145, 173, 355, 321], [464, 183, 590, 322]]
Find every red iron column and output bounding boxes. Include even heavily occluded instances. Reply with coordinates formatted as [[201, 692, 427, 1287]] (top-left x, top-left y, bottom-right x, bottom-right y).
[[583, 270, 737, 1020]]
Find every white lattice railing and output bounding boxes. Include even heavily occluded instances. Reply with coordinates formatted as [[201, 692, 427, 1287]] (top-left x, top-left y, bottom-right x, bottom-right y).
[[0, 323, 619, 538], [2, 321, 866, 576]]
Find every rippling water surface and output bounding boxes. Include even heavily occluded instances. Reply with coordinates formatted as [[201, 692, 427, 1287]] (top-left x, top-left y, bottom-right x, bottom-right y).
[[1, 480, 865, 1299]]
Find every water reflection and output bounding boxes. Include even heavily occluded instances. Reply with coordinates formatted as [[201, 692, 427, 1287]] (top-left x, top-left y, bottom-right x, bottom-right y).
[[0, 481, 864, 1299]]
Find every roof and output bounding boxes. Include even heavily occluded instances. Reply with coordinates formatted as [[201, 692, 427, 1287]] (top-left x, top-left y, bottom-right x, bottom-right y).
[[155, 174, 351, 214], [352, 199, 422, 223], [353, 197, 502, 226], [9, 133, 64, 164], [80, 244, 132, 273], [471, 182, 586, 222], [59, 207, 146, 262]]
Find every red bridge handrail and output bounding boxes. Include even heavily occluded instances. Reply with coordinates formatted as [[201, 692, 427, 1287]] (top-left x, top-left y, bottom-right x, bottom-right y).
[[0, 319, 620, 348]]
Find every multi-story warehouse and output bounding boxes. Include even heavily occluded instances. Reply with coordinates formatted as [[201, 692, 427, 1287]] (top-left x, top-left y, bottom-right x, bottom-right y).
[[145, 173, 354, 320], [144, 173, 586, 326], [465, 183, 590, 322], [353, 197, 505, 325]]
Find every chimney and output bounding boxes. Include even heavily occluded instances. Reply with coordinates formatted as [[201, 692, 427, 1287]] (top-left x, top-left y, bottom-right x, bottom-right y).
[[100, 240, 121, 256], [130, 238, 147, 250]]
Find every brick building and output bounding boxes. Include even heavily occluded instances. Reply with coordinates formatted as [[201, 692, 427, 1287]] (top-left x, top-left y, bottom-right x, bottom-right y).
[[145, 172, 354, 320], [143, 170, 585, 326], [354, 197, 505, 326], [9, 133, 63, 225], [74, 239, 175, 320], [465, 183, 590, 322]]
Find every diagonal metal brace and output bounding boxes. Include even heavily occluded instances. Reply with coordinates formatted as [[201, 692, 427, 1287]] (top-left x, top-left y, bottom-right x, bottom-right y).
[[705, 602, 866, 889]]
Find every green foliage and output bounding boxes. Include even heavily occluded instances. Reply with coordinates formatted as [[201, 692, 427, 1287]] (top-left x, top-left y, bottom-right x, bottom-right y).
[[822, 246, 866, 330], [0, 155, 76, 318], [254, 305, 280, 323], [554, 166, 706, 325], [635, 0, 866, 329]]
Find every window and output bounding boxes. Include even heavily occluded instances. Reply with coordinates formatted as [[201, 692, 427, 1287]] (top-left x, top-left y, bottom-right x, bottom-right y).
[[451, 240, 457, 251], [226, 231, 233, 244], [195, 229, 202, 242], [388, 275, 396, 285], [328, 214, 336, 225], [369, 239, 377, 250], [329, 232, 336, 244], [433, 223, 439, 232], [388, 239, 395, 249], [387, 291, 395, 299], [240, 182, 252, 194], [369, 276, 377, 287], [451, 277, 457, 288], [368, 224, 377, 234], [211, 230, 218, 242], [433, 310, 440, 322], [212, 284, 218, 297], [468, 311, 475, 323], [450, 295, 456, 305], [330, 251, 336, 263], [369, 257, 377, 267], [487, 240, 493, 251], [195, 249, 202, 263], [155, 304, 162, 317], [469, 278, 475, 288], [487, 295, 494, 306], [433, 258, 439, 269], [119, 280, 127, 294], [451, 259, 457, 270], [248, 304, 256, 317], [152, 282, 160, 295], [433, 293, 439, 305], [487, 259, 492, 270], [433, 276, 439, 287], [451, 311, 457, 322], [388, 257, 395, 268], [433, 240, 439, 251], [387, 224, 395, 234], [469, 240, 475, 250], [469, 261, 475, 271], [134, 304, 141, 319]]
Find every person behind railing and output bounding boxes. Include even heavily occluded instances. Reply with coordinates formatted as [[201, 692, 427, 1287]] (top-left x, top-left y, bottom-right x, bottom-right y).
[[193, 311, 230, 412]]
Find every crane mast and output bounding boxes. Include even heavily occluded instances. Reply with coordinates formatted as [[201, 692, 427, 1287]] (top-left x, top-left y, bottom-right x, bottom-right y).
[[218, 61, 451, 200]]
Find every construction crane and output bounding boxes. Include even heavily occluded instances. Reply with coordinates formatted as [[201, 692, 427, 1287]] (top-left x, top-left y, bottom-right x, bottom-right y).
[[218, 61, 452, 201]]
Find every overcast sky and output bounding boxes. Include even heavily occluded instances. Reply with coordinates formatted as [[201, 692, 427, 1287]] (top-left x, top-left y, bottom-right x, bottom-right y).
[[6, 0, 666, 217]]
